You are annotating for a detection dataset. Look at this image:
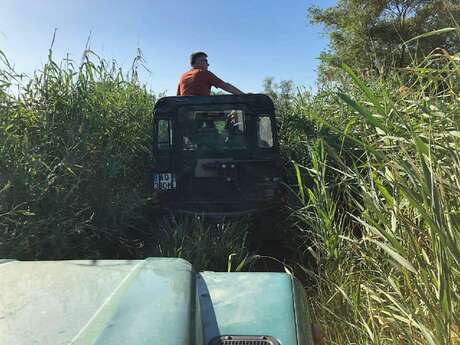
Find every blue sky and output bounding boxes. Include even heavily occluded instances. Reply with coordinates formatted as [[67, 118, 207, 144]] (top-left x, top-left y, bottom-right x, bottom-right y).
[[0, 0, 336, 95]]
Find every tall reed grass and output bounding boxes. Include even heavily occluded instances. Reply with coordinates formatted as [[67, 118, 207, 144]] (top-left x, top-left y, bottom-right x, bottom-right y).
[[282, 46, 460, 343], [0, 48, 155, 259]]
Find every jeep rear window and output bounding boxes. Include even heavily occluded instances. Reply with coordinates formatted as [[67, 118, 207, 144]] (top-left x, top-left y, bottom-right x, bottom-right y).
[[182, 110, 246, 151], [257, 115, 273, 148]]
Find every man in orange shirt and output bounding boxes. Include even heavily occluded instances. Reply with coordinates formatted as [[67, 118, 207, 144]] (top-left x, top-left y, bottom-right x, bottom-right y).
[[177, 52, 244, 96]]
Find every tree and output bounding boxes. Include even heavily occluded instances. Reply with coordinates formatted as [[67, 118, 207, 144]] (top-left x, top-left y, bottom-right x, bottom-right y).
[[309, 0, 460, 79]]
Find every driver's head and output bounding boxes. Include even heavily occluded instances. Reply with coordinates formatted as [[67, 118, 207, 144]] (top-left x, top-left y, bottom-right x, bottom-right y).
[[228, 111, 237, 123], [190, 52, 209, 70], [225, 111, 239, 132]]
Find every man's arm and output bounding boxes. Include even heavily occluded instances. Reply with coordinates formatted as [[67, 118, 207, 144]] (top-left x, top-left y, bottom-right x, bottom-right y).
[[207, 71, 244, 95], [220, 82, 244, 95]]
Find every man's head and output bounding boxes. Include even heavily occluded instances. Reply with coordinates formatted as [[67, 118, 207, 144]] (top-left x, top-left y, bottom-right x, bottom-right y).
[[190, 52, 209, 70]]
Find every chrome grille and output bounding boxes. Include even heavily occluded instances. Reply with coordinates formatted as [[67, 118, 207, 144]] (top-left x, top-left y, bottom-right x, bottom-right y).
[[209, 335, 280, 345]]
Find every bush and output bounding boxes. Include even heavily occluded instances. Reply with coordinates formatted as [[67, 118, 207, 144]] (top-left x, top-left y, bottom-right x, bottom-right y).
[[0, 49, 155, 259]]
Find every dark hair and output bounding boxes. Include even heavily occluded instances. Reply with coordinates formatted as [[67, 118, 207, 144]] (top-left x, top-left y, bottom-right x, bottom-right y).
[[190, 52, 207, 66]]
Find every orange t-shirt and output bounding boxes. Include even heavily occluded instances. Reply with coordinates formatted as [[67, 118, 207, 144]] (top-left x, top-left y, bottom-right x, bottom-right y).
[[176, 68, 226, 96]]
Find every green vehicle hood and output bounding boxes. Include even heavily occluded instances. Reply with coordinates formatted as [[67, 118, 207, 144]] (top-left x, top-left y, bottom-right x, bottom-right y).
[[0, 258, 313, 345]]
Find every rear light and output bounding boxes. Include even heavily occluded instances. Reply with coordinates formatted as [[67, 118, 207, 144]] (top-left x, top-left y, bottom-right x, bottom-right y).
[[277, 188, 287, 207]]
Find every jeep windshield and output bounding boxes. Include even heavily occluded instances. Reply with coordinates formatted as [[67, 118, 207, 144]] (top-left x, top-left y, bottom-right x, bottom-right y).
[[182, 109, 247, 152]]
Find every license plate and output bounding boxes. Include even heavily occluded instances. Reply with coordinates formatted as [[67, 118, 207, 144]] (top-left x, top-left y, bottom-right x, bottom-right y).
[[153, 173, 176, 190]]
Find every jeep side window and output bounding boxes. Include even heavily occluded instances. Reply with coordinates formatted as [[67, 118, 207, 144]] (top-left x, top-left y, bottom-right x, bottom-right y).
[[257, 116, 273, 148], [157, 119, 171, 151]]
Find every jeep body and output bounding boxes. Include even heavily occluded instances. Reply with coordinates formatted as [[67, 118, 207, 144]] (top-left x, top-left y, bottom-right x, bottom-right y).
[[152, 94, 283, 217]]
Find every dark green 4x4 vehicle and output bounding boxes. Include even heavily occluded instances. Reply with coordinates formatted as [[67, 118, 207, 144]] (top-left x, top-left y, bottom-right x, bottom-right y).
[[1, 258, 316, 344], [153, 94, 283, 217]]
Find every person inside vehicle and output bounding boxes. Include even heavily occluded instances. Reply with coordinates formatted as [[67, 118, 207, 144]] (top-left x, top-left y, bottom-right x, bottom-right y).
[[224, 110, 245, 148], [224, 110, 242, 135], [177, 52, 244, 96]]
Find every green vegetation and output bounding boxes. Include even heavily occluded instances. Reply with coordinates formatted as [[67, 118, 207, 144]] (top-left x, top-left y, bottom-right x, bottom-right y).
[[0, 48, 155, 259], [282, 52, 460, 344], [1, 17, 459, 345], [309, 0, 460, 79]]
